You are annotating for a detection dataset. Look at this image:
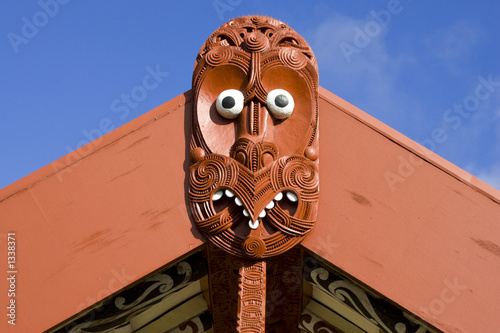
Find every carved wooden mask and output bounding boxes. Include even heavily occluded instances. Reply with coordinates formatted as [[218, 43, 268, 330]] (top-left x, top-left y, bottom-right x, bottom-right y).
[[189, 15, 319, 259]]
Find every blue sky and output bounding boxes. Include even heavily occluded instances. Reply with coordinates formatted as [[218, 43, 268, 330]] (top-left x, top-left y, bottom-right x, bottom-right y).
[[1, 0, 499, 191]]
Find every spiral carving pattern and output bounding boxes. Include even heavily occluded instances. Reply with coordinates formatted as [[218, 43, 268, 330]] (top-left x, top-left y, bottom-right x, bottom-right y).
[[279, 48, 308, 70], [190, 155, 238, 197], [205, 47, 234, 67], [271, 157, 319, 198], [244, 32, 269, 52], [242, 237, 266, 259], [250, 16, 263, 25]]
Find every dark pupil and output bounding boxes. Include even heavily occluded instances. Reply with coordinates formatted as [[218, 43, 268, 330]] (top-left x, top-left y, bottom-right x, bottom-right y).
[[222, 96, 236, 109], [275, 94, 288, 108]]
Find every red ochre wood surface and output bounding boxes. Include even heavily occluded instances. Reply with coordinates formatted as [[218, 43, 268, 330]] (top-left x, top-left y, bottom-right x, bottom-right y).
[[0, 88, 499, 332]]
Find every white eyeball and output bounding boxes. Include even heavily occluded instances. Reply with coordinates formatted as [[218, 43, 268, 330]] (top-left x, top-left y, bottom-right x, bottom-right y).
[[216, 89, 244, 119], [266, 89, 294, 119]]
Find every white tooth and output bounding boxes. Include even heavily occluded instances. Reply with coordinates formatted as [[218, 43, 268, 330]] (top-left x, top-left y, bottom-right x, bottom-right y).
[[225, 190, 235, 198], [286, 192, 298, 202], [274, 192, 283, 201], [259, 210, 266, 218], [243, 209, 249, 217], [249, 220, 259, 229], [266, 201, 275, 210], [212, 190, 223, 201], [235, 197, 243, 206]]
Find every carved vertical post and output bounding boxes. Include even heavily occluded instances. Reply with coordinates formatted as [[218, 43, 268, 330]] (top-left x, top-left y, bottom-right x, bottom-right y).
[[237, 260, 266, 332], [207, 244, 239, 332], [207, 244, 267, 332]]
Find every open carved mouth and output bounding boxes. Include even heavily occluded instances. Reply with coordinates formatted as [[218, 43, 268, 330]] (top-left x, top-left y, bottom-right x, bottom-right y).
[[212, 188, 298, 232], [189, 153, 318, 258]]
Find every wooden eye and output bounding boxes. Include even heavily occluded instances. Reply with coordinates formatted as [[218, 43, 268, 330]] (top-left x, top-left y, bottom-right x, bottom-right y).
[[266, 89, 294, 119], [216, 89, 244, 119]]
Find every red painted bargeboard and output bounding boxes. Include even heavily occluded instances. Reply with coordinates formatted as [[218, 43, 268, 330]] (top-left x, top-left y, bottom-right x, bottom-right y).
[[0, 92, 203, 332], [0, 88, 499, 332]]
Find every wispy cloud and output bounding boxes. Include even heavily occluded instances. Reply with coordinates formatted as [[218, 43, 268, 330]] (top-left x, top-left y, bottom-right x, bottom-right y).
[[308, 13, 500, 192], [308, 12, 418, 128], [441, 77, 500, 182], [478, 99, 500, 190], [311, 13, 396, 88], [476, 164, 500, 190], [424, 20, 481, 75]]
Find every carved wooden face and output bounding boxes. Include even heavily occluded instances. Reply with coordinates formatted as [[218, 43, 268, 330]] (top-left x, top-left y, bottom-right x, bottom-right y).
[[189, 16, 319, 259]]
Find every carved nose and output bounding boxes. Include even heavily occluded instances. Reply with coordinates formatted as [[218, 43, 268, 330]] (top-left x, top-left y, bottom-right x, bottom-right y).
[[232, 99, 277, 171], [236, 100, 268, 139], [230, 138, 278, 172]]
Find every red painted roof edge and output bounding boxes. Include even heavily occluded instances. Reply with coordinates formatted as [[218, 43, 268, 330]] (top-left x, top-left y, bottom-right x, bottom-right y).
[[319, 86, 500, 204], [0, 91, 192, 202]]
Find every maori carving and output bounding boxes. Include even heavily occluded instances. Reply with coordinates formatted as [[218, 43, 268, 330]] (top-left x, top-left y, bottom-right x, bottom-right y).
[[304, 256, 432, 333], [53, 252, 207, 333], [207, 245, 306, 332], [265, 247, 303, 332], [206, 244, 240, 332], [207, 244, 267, 332], [189, 15, 319, 259], [237, 261, 266, 332], [299, 309, 344, 333], [166, 312, 213, 333]]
